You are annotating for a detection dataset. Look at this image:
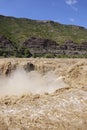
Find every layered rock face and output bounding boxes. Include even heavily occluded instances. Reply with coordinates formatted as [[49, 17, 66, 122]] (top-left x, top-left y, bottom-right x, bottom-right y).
[[0, 35, 14, 49], [0, 35, 87, 57], [22, 37, 87, 56], [0, 35, 16, 57]]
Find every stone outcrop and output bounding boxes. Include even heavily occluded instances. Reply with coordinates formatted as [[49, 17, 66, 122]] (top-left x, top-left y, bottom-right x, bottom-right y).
[[0, 35, 14, 49], [0, 61, 36, 75], [24, 62, 35, 72], [22, 37, 87, 56], [22, 37, 58, 53], [0, 62, 17, 75], [0, 35, 87, 57]]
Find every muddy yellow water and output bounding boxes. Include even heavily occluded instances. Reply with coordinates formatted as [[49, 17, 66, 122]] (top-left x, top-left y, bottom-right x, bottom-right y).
[[0, 58, 87, 130]]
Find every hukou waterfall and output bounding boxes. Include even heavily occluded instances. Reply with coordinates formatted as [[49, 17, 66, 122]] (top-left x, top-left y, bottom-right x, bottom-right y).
[[0, 58, 87, 130]]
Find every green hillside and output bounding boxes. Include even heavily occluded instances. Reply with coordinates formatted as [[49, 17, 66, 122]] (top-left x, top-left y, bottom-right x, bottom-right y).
[[0, 15, 87, 46]]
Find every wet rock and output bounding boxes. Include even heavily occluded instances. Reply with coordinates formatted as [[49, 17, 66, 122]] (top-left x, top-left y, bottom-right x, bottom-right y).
[[0, 62, 17, 76], [24, 62, 35, 72]]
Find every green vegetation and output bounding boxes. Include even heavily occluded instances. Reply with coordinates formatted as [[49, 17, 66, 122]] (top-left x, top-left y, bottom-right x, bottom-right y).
[[0, 15, 87, 45], [0, 15, 87, 58]]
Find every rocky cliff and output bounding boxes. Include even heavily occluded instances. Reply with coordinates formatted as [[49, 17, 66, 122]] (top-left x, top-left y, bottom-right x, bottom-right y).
[[22, 37, 87, 57], [0, 35, 87, 57], [0, 35, 16, 57]]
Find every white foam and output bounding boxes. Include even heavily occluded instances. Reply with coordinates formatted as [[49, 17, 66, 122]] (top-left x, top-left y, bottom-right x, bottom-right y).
[[0, 69, 66, 96]]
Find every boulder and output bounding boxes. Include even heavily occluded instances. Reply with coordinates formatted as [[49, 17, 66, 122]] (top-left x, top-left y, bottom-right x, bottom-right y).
[[24, 62, 35, 72]]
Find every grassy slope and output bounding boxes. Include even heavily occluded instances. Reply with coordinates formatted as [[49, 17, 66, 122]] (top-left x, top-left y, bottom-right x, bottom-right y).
[[0, 15, 87, 46]]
